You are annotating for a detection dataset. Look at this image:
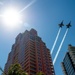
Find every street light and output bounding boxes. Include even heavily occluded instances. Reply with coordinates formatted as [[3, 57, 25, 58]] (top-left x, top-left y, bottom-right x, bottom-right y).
[[0, 67, 7, 75]]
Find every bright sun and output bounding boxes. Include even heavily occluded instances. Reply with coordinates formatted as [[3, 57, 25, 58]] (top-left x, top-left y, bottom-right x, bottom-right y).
[[2, 7, 22, 30]]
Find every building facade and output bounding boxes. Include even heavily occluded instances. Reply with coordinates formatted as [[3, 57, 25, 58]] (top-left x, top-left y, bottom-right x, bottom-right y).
[[61, 45, 75, 75], [4, 29, 55, 75]]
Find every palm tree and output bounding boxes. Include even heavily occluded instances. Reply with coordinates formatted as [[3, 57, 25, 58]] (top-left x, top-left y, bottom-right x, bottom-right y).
[[8, 63, 28, 75], [36, 71, 45, 75]]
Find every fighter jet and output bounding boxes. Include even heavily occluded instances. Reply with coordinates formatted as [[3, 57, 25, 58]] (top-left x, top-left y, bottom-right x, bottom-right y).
[[66, 21, 71, 28], [59, 21, 64, 28]]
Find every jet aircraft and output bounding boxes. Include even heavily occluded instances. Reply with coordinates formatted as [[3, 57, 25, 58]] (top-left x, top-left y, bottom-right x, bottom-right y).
[[66, 22, 71, 28], [59, 21, 64, 28]]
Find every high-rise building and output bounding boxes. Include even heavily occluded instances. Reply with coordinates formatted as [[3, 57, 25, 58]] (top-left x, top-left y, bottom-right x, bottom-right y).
[[61, 44, 75, 75], [4, 29, 55, 75]]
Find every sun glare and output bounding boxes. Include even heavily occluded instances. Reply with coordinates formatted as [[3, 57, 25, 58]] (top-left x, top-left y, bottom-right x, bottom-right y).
[[2, 7, 22, 30]]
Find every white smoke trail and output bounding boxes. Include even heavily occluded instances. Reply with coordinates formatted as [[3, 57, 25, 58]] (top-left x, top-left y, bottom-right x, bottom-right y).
[[53, 29, 68, 65], [19, 0, 36, 13], [51, 28, 61, 54]]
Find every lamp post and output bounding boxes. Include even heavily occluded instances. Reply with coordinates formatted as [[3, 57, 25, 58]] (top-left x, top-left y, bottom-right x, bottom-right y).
[[0, 67, 7, 75]]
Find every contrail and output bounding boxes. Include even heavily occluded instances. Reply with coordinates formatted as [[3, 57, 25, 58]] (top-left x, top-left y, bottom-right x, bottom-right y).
[[53, 29, 68, 65], [51, 28, 61, 54], [19, 0, 36, 13]]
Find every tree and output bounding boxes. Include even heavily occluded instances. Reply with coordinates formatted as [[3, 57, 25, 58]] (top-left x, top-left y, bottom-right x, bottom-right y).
[[36, 71, 45, 75], [8, 63, 28, 75]]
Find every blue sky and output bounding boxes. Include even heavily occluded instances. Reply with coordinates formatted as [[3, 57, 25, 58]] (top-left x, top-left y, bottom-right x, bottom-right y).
[[0, 0, 75, 75]]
